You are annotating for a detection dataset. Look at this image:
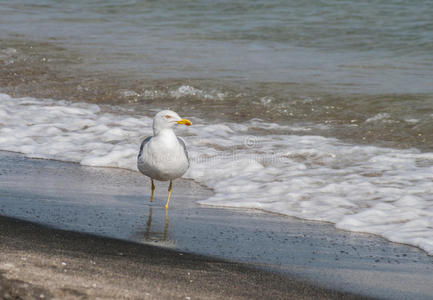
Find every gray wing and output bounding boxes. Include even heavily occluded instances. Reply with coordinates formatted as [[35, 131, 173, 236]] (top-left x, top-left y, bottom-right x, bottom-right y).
[[177, 137, 189, 163], [138, 136, 152, 159]]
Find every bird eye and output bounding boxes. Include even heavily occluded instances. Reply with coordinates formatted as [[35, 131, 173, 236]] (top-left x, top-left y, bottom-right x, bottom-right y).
[[165, 115, 171, 119]]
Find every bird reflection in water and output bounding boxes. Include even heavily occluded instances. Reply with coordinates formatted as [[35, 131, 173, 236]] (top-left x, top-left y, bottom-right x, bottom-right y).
[[144, 206, 169, 241]]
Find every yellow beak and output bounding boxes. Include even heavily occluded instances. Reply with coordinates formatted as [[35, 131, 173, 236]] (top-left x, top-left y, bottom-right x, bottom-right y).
[[177, 118, 192, 126]]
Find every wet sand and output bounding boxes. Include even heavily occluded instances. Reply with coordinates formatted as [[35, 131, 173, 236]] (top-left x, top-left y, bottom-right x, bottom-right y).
[[0, 215, 364, 300], [1, 150, 433, 299]]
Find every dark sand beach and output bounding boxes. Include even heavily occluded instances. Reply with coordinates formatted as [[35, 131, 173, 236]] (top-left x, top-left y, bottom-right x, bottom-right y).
[[0, 215, 364, 300], [1, 151, 433, 299]]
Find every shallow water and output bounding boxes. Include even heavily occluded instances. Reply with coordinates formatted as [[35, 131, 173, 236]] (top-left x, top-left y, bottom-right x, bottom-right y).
[[1, 3, 433, 151], [1, 1, 433, 256]]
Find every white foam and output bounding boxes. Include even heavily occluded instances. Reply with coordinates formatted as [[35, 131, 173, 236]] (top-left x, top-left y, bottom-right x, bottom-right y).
[[0, 93, 149, 169], [1, 93, 433, 255], [169, 85, 226, 100], [114, 85, 227, 101], [365, 112, 396, 123]]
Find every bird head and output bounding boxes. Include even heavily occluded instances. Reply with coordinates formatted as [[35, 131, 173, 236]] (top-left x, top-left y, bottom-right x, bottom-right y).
[[153, 110, 191, 135]]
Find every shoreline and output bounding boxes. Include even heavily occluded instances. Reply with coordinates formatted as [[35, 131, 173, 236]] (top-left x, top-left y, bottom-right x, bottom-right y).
[[1, 4, 433, 298], [1, 151, 433, 299]]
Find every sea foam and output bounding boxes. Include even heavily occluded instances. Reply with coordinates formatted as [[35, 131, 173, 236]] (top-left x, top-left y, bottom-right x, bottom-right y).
[[1, 93, 432, 255]]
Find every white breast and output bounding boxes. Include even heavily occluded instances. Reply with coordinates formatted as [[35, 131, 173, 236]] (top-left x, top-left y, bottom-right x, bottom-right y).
[[137, 129, 189, 181]]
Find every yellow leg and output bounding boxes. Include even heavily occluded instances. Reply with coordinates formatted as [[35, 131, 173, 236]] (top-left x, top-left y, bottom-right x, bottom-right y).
[[150, 179, 155, 202], [165, 180, 173, 209]]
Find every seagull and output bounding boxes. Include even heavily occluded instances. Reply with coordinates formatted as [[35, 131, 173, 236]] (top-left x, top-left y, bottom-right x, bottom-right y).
[[137, 110, 191, 209]]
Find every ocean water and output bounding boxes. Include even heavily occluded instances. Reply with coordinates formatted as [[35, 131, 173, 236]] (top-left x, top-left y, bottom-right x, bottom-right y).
[[1, 0, 433, 254]]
